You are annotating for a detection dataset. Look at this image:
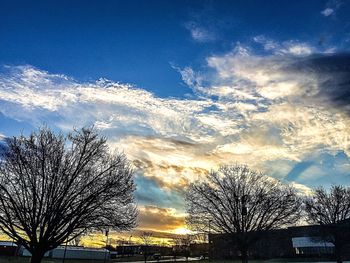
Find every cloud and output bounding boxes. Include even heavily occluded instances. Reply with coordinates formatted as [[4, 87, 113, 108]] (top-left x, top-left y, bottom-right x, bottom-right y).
[[134, 175, 185, 211], [288, 54, 350, 114], [290, 182, 313, 196], [137, 205, 185, 232], [176, 66, 203, 91], [0, 65, 212, 139], [0, 135, 7, 157], [253, 35, 314, 56], [253, 35, 279, 51], [285, 43, 313, 56], [321, 0, 342, 17], [321, 8, 334, 16], [185, 21, 216, 42], [1, 41, 350, 232], [183, 4, 228, 44], [80, 205, 186, 246]]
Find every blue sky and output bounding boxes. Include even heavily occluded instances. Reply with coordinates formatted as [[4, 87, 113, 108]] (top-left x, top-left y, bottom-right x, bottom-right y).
[[2, 0, 349, 98], [1, 0, 350, 234]]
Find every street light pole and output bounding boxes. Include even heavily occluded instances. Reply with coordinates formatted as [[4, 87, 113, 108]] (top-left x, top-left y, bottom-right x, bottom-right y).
[[208, 219, 212, 262], [129, 235, 132, 257], [62, 238, 68, 263], [241, 195, 248, 263], [241, 194, 248, 234], [104, 228, 109, 263]]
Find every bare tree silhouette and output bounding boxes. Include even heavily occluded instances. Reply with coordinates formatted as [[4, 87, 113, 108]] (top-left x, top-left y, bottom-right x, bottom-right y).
[[177, 234, 195, 261], [0, 127, 137, 263], [140, 232, 153, 263], [304, 185, 350, 263], [185, 164, 301, 263]]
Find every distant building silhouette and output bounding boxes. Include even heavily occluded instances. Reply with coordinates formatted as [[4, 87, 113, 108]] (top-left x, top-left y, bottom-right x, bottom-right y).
[[210, 224, 350, 260], [0, 241, 18, 256]]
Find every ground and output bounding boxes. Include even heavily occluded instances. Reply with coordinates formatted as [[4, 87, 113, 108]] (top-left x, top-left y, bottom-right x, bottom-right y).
[[1, 257, 349, 263]]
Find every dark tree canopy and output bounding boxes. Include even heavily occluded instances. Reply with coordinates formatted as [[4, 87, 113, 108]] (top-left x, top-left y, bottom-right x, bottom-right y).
[[304, 185, 350, 225], [304, 185, 350, 263], [0, 127, 137, 263], [186, 164, 301, 263]]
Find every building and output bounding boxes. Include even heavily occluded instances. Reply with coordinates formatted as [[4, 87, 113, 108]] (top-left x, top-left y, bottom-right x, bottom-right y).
[[21, 246, 109, 260], [189, 243, 208, 257], [209, 224, 350, 260], [51, 246, 109, 260], [0, 241, 18, 256]]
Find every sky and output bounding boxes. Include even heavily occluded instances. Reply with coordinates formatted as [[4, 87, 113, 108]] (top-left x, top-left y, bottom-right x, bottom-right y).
[[1, 0, 350, 242]]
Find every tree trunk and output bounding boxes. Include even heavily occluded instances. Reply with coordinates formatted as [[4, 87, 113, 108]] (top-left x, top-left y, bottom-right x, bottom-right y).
[[30, 249, 45, 263], [236, 234, 249, 263], [335, 244, 342, 263], [241, 248, 248, 263]]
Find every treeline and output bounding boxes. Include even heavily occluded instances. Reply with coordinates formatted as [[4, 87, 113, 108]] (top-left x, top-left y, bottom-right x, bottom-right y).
[[186, 165, 350, 263]]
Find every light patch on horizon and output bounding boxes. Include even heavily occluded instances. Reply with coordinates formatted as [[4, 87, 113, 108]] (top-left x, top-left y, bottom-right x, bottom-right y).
[[79, 205, 188, 247]]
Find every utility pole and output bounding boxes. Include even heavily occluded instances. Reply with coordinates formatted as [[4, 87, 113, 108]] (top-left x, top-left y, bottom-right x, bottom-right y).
[[62, 238, 68, 263], [129, 235, 133, 257], [104, 228, 109, 263], [208, 219, 211, 262]]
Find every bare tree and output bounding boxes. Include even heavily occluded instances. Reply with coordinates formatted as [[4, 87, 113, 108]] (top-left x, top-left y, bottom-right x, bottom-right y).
[[172, 235, 182, 261], [304, 185, 350, 263], [140, 232, 153, 263], [68, 235, 82, 246], [192, 233, 208, 244], [0, 127, 137, 263], [179, 234, 195, 261], [185, 164, 301, 263]]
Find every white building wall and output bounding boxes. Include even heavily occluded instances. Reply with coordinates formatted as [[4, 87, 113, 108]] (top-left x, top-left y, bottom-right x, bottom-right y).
[[21, 246, 109, 260], [52, 246, 109, 260]]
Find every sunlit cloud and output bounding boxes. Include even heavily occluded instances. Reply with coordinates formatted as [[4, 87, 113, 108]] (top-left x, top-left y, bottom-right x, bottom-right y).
[[138, 205, 185, 232], [253, 35, 315, 56]]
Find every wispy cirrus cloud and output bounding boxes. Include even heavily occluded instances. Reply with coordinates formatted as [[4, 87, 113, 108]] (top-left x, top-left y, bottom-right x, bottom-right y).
[[183, 3, 236, 43], [253, 35, 319, 56], [321, 0, 342, 17], [321, 8, 335, 17], [185, 21, 216, 42]]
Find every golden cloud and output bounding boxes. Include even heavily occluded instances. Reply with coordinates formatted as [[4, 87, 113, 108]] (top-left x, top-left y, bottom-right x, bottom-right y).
[[137, 205, 185, 232]]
